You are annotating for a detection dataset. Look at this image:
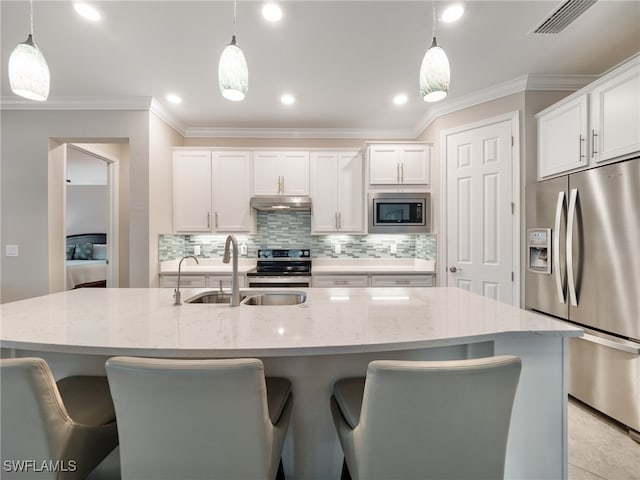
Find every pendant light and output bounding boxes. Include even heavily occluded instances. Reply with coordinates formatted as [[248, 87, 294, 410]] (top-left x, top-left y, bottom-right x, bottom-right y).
[[419, 1, 450, 103], [218, 0, 248, 101], [8, 0, 50, 101]]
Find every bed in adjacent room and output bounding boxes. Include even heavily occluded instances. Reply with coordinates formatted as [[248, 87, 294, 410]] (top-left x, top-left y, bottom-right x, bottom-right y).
[[66, 233, 107, 289]]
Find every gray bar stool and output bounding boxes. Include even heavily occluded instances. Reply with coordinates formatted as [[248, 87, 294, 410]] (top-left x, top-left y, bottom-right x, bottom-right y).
[[105, 356, 293, 480], [0, 357, 119, 479], [330, 355, 522, 480]]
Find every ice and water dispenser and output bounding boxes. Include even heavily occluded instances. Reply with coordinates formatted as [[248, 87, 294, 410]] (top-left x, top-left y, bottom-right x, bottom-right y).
[[527, 228, 551, 274]]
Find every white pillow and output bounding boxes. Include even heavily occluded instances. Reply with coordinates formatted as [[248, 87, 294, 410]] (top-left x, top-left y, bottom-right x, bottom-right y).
[[93, 244, 107, 260]]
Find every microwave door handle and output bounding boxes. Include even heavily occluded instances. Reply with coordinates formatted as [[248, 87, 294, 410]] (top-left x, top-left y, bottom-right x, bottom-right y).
[[553, 191, 566, 304], [567, 188, 578, 307]]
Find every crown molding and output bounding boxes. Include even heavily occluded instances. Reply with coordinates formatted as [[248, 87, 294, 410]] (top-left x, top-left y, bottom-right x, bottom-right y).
[[1, 72, 597, 139], [149, 98, 186, 136], [0, 96, 153, 111], [182, 126, 416, 140], [412, 73, 596, 137]]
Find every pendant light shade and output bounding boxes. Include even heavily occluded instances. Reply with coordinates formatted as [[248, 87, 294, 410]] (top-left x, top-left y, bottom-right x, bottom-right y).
[[218, 35, 248, 102], [419, 37, 449, 102], [419, 1, 450, 103], [9, 0, 50, 102]]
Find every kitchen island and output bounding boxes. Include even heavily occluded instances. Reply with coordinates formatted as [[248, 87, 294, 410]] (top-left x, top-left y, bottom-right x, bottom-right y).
[[0, 287, 581, 479]]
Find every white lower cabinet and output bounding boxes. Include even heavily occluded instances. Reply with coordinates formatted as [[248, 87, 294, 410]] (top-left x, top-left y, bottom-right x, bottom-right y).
[[160, 275, 206, 288], [313, 275, 369, 287], [206, 275, 246, 289], [160, 274, 245, 289], [370, 274, 434, 287]]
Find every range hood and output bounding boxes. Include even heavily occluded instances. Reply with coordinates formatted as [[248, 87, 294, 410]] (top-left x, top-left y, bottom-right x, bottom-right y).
[[250, 196, 312, 211]]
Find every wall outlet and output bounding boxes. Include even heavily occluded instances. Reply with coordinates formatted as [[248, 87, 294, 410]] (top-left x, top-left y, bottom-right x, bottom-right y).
[[193, 245, 201, 256], [5, 245, 19, 257], [390, 243, 397, 254], [334, 244, 342, 255], [240, 243, 248, 255]]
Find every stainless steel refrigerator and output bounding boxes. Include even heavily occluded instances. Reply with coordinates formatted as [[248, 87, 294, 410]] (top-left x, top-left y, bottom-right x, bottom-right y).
[[525, 157, 640, 441]]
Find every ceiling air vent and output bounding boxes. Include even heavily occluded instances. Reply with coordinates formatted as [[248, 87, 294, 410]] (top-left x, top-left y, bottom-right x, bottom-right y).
[[532, 0, 597, 34]]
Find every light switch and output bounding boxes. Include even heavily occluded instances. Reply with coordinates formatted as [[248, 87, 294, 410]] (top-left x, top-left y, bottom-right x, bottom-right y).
[[334, 244, 342, 255], [193, 245, 201, 256], [240, 244, 248, 255], [390, 243, 397, 254], [5, 245, 19, 257]]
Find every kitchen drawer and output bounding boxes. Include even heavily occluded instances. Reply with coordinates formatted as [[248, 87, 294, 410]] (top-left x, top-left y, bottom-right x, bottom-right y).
[[160, 275, 206, 288], [370, 274, 434, 287], [313, 275, 369, 287], [206, 275, 245, 289]]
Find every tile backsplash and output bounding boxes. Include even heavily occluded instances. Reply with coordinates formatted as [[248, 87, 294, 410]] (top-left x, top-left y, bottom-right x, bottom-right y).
[[159, 211, 436, 261]]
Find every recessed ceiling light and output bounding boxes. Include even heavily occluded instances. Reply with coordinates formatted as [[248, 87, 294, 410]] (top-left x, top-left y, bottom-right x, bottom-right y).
[[281, 94, 295, 105], [262, 3, 283, 22], [441, 4, 464, 23], [74, 3, 101, 22], [166, 94, 182, 104], [393, 94, 408, 105]]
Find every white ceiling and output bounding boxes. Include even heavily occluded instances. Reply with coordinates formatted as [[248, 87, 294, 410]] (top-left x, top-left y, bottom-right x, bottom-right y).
[[1, 1, 639, 137]]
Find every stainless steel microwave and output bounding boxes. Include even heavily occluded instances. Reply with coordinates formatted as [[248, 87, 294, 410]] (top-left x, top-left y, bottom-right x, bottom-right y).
[[368, 192, 430, 233]]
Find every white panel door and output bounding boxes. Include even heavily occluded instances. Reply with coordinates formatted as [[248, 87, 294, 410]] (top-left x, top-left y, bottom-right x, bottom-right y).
[[213, 151, 252, 232], [446, 119, 514, 304], [338, 152, 364, 232], [173, 151, 212, 232], [253, 152, 282, 195], [310, 152, 339, 232], [281, 151, 310, 195]]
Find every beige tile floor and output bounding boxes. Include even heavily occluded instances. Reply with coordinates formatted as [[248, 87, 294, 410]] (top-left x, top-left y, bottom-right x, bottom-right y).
[[89, 397, 640, 479], [568, 397, 640, 480]]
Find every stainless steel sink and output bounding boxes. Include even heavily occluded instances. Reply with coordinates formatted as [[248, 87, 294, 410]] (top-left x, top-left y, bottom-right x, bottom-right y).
[[184, 290, 306, 306], [242, 292, 307, 306], [184, 292, 248, 304]]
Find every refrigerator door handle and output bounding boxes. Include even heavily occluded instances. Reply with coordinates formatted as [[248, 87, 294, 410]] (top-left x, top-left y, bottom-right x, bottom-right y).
[[553, 191, 566, 304], [580, 331, 640, 355], [567, 188, 579, 307]]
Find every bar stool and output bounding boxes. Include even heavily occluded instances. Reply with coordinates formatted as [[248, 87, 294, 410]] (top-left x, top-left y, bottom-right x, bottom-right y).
[[330, 355, 522, 480], [105, 357, 293, 480], [0, 357, 118, 479]]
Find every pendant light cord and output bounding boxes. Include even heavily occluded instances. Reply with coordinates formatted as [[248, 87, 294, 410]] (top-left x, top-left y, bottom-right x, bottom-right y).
[[432, 0, 436, 39], [233, 0, 237, 36], [29, 0, 34, 35]]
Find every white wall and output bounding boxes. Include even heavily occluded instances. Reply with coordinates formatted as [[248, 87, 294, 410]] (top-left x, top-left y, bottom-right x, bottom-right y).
[[0, 110, 149, 303]]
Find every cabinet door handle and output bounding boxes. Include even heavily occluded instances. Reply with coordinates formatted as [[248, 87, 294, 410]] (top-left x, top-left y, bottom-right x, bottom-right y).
[[277, 176, 281, 193], [335, 212, 339, 229], [579, 135, 586, 159], [338, 212, 341, 229], [397, 163, 400, 183], [395, 280, 410, 285], [215, 212, 219, 228], [207, 212, 211, 228], [281, 176, 285, 193], [401, 164, 404, 183], [591, 130, 598, 159]]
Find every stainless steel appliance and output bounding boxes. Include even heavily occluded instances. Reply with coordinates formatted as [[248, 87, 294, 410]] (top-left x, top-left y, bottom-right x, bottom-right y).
[[368, 192, 430, 233], [247, 248, 311, 288], [525, 157, 640, 441]]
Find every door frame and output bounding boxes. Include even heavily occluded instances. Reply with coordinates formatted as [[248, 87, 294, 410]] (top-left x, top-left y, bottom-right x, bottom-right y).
[[438, 111, 521, 306]]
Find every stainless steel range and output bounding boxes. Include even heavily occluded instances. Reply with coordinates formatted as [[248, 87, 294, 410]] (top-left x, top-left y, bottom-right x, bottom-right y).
[[247, 248, 311, 288]]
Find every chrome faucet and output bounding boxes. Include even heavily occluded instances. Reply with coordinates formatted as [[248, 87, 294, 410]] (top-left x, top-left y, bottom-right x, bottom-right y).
[[223, 235, 241, 307], [173, 255, 199, 306]]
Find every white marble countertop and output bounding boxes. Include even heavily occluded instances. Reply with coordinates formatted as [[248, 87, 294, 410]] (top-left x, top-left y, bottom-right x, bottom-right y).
[[159, 258, 256, 275], [0, 287, 581, 357]]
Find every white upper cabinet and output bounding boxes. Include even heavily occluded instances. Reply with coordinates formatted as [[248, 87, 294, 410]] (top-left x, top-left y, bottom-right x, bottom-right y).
[[173, 151, 213, 232], [590, 62, 640, 164], [537, 55, 640, 178], [537, 95, 589, 178], [310, 151, 364, 233], [253, 151, 309, 196], [212, 151, 252, 232], [368, 144, 430, 185], [173, 150, 252, 233]]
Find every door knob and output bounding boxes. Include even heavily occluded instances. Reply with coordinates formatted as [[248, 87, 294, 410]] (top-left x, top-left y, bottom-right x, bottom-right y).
[[449, 266, 461, 273]]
